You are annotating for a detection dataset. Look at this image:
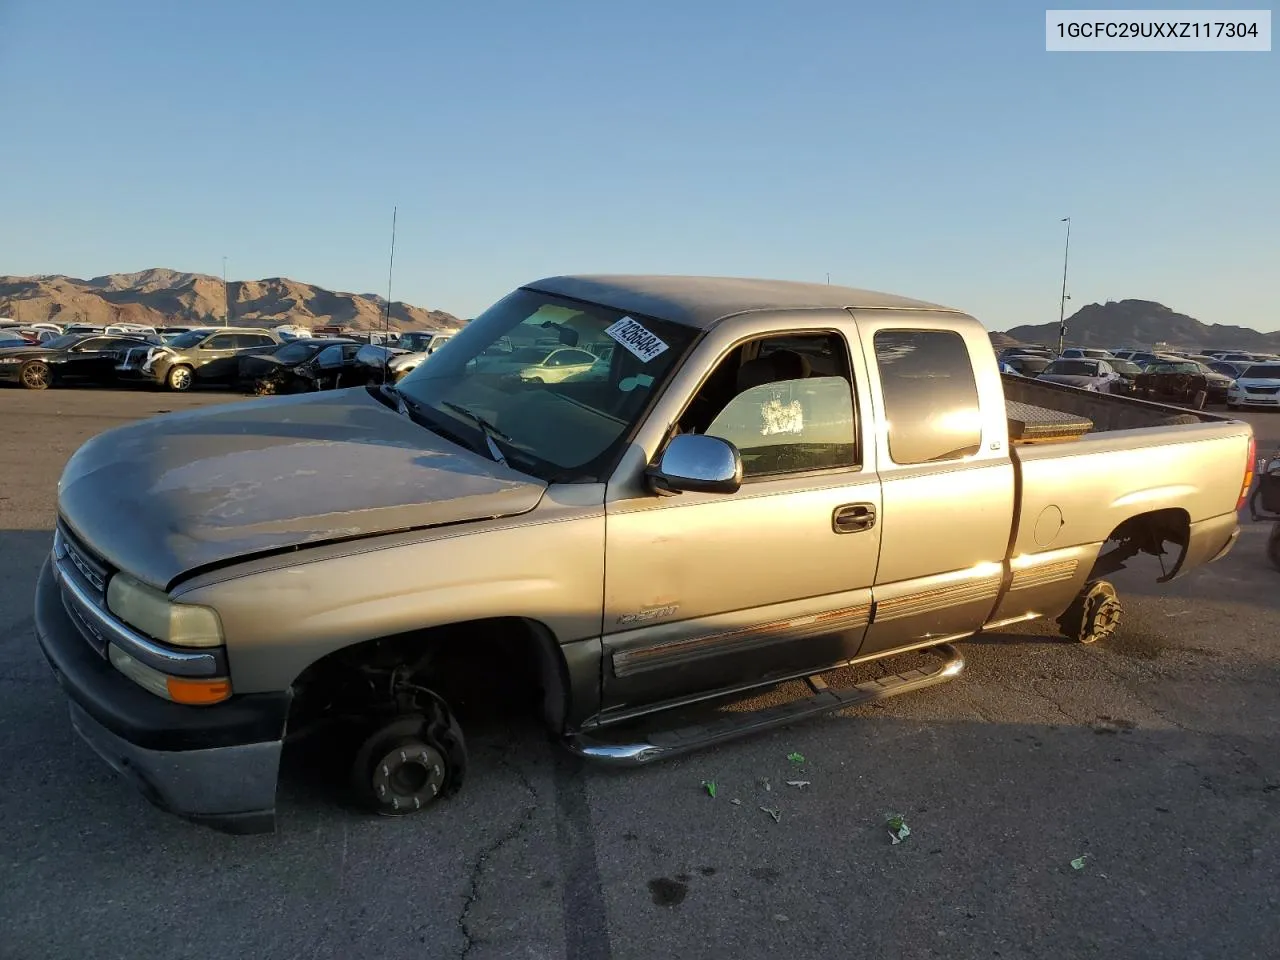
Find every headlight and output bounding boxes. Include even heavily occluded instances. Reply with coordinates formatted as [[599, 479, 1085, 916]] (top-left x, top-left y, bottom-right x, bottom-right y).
[[0, 357, 23, 364], [106, 573, 224, 647]]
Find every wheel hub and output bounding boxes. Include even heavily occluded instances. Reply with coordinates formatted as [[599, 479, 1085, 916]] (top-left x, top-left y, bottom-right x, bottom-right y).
[[1083, 593, 1122, 643], [369, 741, 447, 815]]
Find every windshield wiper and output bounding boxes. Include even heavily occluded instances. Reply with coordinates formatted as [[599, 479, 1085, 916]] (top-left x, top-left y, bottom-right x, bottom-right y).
[[440, 401, 512, 465]]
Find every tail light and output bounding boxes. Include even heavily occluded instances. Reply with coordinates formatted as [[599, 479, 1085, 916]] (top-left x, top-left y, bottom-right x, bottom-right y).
[[1237, 434, 1257, 511]]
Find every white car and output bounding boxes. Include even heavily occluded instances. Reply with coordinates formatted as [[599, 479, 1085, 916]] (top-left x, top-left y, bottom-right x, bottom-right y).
[[1227, 363, 1280, 409]]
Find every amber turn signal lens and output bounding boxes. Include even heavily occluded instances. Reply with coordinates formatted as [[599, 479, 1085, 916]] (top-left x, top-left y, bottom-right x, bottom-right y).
[[165, 676, 232, 705]]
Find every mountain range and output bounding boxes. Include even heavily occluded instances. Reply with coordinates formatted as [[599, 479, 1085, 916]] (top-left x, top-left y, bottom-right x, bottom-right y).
[[1003, 299, 1280, 351], [0, 269, 462, 332]]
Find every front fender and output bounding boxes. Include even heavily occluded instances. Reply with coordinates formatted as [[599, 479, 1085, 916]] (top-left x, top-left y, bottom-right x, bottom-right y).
[[176, 509, 606, 694]]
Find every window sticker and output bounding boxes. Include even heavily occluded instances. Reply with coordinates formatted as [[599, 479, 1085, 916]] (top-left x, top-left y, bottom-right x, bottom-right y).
[[604, 316, 669, 363]]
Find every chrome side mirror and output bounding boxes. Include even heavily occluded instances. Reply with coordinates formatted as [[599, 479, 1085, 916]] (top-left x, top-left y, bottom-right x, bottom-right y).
[[645, 433, 743, 496]]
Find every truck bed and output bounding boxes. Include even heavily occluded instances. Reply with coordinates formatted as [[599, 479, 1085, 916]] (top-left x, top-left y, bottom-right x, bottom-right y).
[[1002, 374, 1220, 444]]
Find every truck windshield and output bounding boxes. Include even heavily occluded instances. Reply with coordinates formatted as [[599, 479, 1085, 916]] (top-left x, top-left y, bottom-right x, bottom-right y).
[[394, 288, 697, 481]]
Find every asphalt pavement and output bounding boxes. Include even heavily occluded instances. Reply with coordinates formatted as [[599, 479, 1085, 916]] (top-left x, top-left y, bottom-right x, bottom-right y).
[[1, 386, 1277, 960]]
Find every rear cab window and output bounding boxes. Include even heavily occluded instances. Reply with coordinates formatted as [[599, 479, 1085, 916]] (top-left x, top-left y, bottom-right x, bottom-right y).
[[871, 329, 982, 465]]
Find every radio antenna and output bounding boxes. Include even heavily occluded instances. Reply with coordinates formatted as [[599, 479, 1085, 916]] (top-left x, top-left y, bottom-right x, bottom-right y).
[[382, 206, 397, 386]]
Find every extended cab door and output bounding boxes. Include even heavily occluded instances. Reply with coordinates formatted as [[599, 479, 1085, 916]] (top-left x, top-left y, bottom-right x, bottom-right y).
[[852, 313, 1015, 656], [600, 312, 883, 715]]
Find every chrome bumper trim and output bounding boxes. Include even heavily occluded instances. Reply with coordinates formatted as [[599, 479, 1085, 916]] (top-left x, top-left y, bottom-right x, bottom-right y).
[[53, 556, 223, 678]]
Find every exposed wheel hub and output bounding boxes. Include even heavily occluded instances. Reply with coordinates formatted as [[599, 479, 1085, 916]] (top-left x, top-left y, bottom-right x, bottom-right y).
[[370, 741, 447, 815], [1083, 593, 1122, 644]]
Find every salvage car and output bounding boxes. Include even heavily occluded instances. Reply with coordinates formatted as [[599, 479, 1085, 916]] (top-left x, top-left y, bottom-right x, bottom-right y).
[[353, 330, 452, 383], [34, 275, 1253, 833], [0, 332, 160, 390], [238, 338, 364, 394], [1035, 358, 1127, 393], [116, 327, 280, 391], [1134, 358, 1232, 406]]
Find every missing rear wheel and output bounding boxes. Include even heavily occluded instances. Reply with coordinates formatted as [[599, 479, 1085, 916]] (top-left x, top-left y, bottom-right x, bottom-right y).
[[1057, 580, 1123, 645]]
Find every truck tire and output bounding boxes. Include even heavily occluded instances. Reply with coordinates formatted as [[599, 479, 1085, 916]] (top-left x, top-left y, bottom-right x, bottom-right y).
[[1057, 580, 1123, 644], [350, 699, 467, 817]]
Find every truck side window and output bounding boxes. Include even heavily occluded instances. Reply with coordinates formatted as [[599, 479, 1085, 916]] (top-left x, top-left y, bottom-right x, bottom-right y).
[[872, 329, 982, 464], [679, 332, 858, 479]]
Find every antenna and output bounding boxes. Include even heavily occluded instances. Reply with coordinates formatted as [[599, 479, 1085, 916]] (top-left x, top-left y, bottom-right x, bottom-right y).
[[382, 206, 397, 387]]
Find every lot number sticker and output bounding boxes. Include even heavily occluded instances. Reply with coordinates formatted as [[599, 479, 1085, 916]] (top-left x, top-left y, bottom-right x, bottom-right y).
[[604, 316, 669, 363]]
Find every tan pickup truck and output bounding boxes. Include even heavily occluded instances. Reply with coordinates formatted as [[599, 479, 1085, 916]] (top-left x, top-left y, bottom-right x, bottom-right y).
[[34, 276, 1255, 833]]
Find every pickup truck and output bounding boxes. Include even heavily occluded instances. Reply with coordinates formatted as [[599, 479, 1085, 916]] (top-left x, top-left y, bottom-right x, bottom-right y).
[[34, 275, 1255, 833]]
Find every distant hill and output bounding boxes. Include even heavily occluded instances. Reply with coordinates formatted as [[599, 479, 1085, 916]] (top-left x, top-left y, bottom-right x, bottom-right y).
[[1004, 299, 1280, 351], [0, 268, 462, 332]]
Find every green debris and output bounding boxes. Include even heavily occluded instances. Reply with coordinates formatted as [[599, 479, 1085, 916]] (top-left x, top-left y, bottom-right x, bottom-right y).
[[701, 780, 717, 799], [760, 806, 782, 823], [1071, 855, 1089, 870], [886, 814, 911, 844], [787, 752, 806, 765]]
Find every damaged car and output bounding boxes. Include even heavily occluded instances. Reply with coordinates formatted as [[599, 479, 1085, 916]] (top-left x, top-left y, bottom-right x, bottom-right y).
[[237, 338, 363, 394], [1135, 358, 1232, 407]]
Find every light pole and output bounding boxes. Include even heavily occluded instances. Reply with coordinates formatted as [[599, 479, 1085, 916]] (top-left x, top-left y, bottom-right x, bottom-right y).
[[222, 256, 230, 327], [1056, 217, 1071, 355]]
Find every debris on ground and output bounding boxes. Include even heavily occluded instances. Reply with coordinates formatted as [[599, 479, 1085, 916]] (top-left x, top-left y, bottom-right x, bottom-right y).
[[787, 752, 806, 765], [761, 807, 782, 823], [1071, 855, 1089, 870], [886, 814, 911, 844], [730, 798, 742, 806], [701, 780, 717, 798], [785, 780, 811, 789], [760, 777, 771, 792]]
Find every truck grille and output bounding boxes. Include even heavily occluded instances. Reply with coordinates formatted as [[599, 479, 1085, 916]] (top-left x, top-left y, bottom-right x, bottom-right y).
[[53, 521, 116, 657]]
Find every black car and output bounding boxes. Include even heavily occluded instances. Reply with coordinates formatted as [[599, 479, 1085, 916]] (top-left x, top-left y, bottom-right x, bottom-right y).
[[0, 332, 160, 390], [236, 338, 364, 394]]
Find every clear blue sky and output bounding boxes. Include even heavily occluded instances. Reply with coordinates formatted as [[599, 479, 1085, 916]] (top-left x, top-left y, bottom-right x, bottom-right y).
[[1, 0, 1275, 331]]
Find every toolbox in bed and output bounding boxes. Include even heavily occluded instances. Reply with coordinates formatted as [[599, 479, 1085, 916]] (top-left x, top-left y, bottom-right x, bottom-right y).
[[1005, 400, 1095, 444]]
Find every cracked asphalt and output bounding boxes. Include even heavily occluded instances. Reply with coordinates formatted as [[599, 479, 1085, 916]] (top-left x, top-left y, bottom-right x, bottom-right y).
[[1, 388, 1277, 960]]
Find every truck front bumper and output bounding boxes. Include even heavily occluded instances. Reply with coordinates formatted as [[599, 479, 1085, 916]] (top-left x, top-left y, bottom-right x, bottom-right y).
[[34, 557, 290, 834]]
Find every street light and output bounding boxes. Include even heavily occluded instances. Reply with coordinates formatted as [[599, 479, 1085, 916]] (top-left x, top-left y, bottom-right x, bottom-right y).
[[221, 257, 230, 327], [1056, 217, 1071, 356]]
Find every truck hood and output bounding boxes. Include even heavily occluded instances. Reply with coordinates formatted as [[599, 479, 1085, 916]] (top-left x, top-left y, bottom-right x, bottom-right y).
[[57, 387, 548, 589]]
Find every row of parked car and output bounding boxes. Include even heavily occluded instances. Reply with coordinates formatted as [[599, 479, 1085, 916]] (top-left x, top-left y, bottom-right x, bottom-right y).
[[998, 344, 1280, 411], [0, 319, 456, 393]]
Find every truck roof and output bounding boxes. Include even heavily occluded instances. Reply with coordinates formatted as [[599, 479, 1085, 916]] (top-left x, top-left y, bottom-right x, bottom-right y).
[[525, 275, 963, 330]]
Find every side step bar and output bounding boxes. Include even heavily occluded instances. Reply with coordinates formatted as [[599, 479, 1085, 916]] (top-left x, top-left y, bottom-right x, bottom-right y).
[[563, 643, 965, 766]]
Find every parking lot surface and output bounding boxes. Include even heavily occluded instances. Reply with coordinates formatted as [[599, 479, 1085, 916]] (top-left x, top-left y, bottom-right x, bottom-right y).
[[1, 387, 1278, 960]]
